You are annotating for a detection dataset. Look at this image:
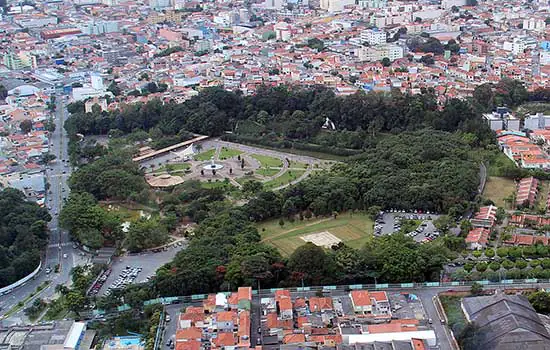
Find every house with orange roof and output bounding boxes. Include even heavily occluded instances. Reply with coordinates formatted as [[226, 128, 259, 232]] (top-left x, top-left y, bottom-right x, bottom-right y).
[[212, 332, 236, 349], [465, 228, 490, 250], [176, 327, 202, 342], [216, 310, 237, 333], [308, 297, 333, 313], [283, 333, 306, 344], [175, 340, 201, 350], [470, 205, 498, 229], [350, 290, 372, 314], [237, 286, 252, 311], [516, 177, 539, 208]]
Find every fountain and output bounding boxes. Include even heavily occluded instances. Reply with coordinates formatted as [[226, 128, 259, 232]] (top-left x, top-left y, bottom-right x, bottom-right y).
[[203, 157, 224, 171]]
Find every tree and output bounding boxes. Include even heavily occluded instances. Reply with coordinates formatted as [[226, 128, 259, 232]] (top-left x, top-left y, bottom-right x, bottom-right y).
[[458, 322, 483, 350], [0, 84, 7, 99], [40, 153, 56, 164], [107, 81, 121, 96], [45, 118, 56, 132], [66, 291, 86, 315], [242, 180, 263, 197], [20, 119, 32, 133], [470, 282, 483, 295], [125, 218, 168, 252], [307, 38, 325, 51], [381, 57, 391, 67], [529, 290, 550, 314], [288, 243, 339, 285], [420, 55, 435, 65]]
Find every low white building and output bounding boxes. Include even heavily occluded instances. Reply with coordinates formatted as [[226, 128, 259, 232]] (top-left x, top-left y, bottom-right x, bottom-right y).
[[358, 44, 403, 62], [524, 113, 550, 131], [483, 112, 520, 131]]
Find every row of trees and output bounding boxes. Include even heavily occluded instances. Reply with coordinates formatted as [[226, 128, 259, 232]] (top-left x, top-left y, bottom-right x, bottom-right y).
[[240, 130, 480, 220], [152, 203, 452, 297], [0, 189, 51, 287], [64, 83, 499, 153]]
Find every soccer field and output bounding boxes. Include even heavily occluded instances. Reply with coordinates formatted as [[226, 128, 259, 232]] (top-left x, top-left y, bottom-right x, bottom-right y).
[[257, 213, 374, 255]]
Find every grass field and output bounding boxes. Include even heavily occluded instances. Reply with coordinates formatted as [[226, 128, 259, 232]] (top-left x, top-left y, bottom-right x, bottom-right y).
[[201, 180, 236, 191], [440, 295, 467, 335], [288, 160, 309, 169], [152, 163, 190, 174], [219, 147, 242, 160], [482, 176, 516, 208], [536, 180, 550, 212], [195, 149, 216, 161], [263, 170, 306, 189], [100, 203, 155, 221], [257, 213, 374, 255], [256, 167, 281, 177], [236, 176, 261, 185], [251, 154, 284, 168]]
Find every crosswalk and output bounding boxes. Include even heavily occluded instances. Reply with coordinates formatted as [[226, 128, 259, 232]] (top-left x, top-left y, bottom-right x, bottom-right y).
[[47, 243, 71, 248]]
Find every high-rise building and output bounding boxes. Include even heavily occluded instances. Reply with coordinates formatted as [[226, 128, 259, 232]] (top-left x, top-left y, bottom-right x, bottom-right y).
[[91, 72, 104, 90], [3, 51, 37, 70], [360, 29, 387, 45]]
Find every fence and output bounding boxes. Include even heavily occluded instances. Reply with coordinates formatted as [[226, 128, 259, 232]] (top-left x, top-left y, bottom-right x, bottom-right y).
[[91, 278, 549, 317], [0, 262, 41, 295]]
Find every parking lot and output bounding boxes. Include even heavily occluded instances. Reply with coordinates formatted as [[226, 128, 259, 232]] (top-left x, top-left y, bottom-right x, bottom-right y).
[[374, 211, 441, 243], [99, 241, 187, 295]]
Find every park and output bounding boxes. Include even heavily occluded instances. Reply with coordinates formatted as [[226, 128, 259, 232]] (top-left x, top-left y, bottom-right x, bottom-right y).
[[139, 139, 334, 191]]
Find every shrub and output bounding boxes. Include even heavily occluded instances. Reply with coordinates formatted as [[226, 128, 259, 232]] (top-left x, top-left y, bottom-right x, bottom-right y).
[[530, 259, 541, 268], [515, 259, 528, 269], [464, 263, 474, 272], [502, 259, 515, 270], [489, 261, 501, 271], [509, 247, 523, 258], [476, 262, 488, 272], [497, 247, 509, 257], [472, 250, 482, 258], [484, 249, 495, 257], [542, 258, 550, 269]]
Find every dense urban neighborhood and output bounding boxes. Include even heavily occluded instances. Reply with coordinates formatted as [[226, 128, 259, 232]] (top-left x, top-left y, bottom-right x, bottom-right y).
[[1, 0, 550, 349]]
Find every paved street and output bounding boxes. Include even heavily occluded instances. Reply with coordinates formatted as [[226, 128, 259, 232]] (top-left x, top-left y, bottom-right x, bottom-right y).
[[0, 94, 76, 323]]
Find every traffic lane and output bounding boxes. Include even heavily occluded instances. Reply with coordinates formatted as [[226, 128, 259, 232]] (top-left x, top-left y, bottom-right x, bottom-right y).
[[415, 289, 453, 350], [164, 304, 183, 349]]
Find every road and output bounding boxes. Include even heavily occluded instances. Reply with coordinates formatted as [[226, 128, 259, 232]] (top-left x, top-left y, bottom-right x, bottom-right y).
[[0, 94, 75, 323]]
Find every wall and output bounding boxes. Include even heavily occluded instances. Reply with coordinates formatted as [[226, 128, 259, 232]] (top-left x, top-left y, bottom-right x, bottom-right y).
[[0, 261, 41, 295]]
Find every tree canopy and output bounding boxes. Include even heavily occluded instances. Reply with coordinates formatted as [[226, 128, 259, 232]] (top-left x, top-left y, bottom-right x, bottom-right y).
[[0, 188, 51, 287]]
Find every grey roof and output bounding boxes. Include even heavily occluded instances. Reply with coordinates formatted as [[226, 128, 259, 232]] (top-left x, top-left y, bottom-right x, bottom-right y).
[[462, 294, 550, 350]]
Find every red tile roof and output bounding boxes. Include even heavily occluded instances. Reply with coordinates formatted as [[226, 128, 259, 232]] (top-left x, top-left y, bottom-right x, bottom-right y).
[[350, 290, 371, 306]]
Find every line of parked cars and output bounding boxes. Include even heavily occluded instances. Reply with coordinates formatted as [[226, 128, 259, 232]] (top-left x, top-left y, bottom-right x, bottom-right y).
[[104, 266, 142, 296], [90, 269, 112, 295]]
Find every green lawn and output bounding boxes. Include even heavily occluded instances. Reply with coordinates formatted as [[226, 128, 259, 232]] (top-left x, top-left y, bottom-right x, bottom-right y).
[[482, 176, 516, 208], [201, 180, 236, 191], [236, 176, 261, 185], [440, 295, 467, 335], [251, 154, 283, 168], [152, 162, 190, 174], [263, 170, 306, 190], [195, 149, 216, 161], [256, 167, 281, 177], [257, 213, 374, 255], [100, 203, 156, 222], [219, 147, 242, 160], [288, 160, 309, 169]]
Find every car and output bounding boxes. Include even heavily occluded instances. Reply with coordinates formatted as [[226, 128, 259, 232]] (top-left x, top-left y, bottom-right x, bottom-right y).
[[165, 314, 171, 322], [45, 267, 52, 274], [63, 253, 68, 258], [428, 318, 433, 324]]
